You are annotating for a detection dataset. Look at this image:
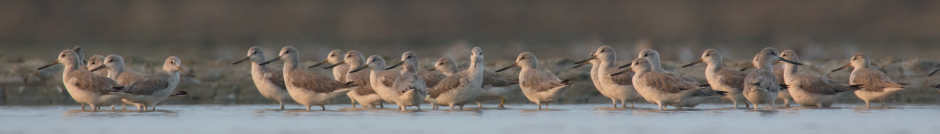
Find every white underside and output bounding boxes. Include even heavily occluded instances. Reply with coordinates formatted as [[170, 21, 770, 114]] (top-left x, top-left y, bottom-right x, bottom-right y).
[[520, 85, 571, 104], [347, 91, 383, 107], [253, 79, 292, 104], [854, 88, 903, 103], [635, 85, 716, 108], [744, 88, 778, 105], [712, 84, 748, 106], [64, 79, 122, 107], [116, 87, 174, 108], [286, 85, 355, 107], [788, 87, 851, 107]]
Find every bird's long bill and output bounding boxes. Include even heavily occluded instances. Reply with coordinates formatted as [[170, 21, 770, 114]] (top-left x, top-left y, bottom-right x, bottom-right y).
[[258, 57, 281, 66], [349, 65, 369, 73], [681, 59, 703, 68], [178, 66, 196, 78], [308, 59, 329, 68], [618, 63, 631, 69], [89, 65, 107, 72], [739, 65, 754, 71], [37, 60, 59, 70], [778, 58, 803, 65], [427, 67, 437, 71], [385, 62, 403, 70], [929, 67, 940, 76], [831, 63, 851, 73], [610, 68, 633, 76], [572, 56, 595, 69], [323, 62, 345, 69], [232, 57, 250, 65], [495, 63, 518, 72]]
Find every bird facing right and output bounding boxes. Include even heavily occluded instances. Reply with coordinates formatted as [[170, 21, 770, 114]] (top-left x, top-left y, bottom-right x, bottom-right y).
[[779, 50, 860, 108], [743, 47, 802, 110]]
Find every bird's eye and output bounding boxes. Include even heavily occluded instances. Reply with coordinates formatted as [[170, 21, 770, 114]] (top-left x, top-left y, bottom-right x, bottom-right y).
[[371, 59, 375, 62], [407, 56, 412, 58], [705, 54, 710, 56], [852, 57, 856, 60], [643, 54, 648, 57], [330, 54, 335, 57], [770, 52, 776, 55], [438, 63, 443, 65], [600, 50, 605, 52], [782, 54, 786, 56], [108, 60, 113, 62], [60, 54, 65, 57], [253, 51, 258, 54]]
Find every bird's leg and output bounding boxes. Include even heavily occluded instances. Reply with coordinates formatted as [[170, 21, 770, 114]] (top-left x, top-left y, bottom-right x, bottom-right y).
[[657, 103, 663, 110], [734, 101, 738, 108], [122, 103, 126, 110], [91, 104, 98, 112], [449, 104, 455, 110], [152, 105, 157, 111], [111, 105, 115, 110], [320, 105, 326, 111], [753, 103, 758, 110], [380, 103, 384, 108], [459, 104, 464, 110], [545, 103, 549, 109], [784, 100, 790, 107], [631, 102, 635, 108], [306, 105, 311, 111], [866, 101, 871, 108], [82, 104, 86, 110], [477, 102, 483, 108], [745, 102, 750, 108], [881, 99, 886, 108], [537, 103, 542, 109], [612, 98, 617, 108], [621, 100, 627, 108]]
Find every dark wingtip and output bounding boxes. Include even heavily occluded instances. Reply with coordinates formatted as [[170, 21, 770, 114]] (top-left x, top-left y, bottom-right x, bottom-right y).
[[561, 80, 571, 85], [934, 83, 940, 88], [779, 84, 788, 89], [699, 84, 710, 87], [715, 91, 728, 96]]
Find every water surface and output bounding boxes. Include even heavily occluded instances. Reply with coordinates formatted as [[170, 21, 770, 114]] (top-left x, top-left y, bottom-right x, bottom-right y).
[[1, 104, 938, 134]]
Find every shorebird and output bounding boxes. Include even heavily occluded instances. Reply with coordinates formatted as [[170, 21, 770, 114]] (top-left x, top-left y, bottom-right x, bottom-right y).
[[573, 45, 642, 108], [391, 62, 427, 110], [740, 61, 793, 107], [259, 46, 357, 111], [86, 55, 109, 76], [310, 50, 347, 82], [38, 50, 124, 111], [743, 47, 802, 110], [682, 49, 750, 108], [329, 50, 384, 108], [72, 46, 86, 66], [831, 52, 904, 108], [626, 49, 699, 83], [780, 50, 861, 108], [614, 58, 726, 110], [496, 52, 572, 109], [111, 56, 195, 111], [385, 51, 446, 88], [426, 47, 486, 110], [231, 46, 293, 109], [89, 54, 146, 110], [431, 57, 517, 108]]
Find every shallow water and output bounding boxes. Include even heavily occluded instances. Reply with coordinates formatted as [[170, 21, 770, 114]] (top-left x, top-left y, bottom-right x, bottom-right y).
[[1, 104, 938, 134]]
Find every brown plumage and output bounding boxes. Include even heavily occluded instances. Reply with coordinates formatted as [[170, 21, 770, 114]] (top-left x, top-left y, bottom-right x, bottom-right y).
[[70, 70, 124, 93], [636, 71, 698, 93], [852, 68, 903, 92], [789, 74, 860, 95], [522, 69, 568, 92], [428, 71, 472, 98], [717, 68, 748, 91], [124, 73, 170, 95], [288, 69, 354, 93], [115, 70, 145, 85], [260, 66, 288, 90], [606, 68, 633, 85], [347, 67, 378, 95]]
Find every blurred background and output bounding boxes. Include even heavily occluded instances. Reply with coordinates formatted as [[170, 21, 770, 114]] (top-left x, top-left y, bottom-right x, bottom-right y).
[[3, 0, 940, 105]]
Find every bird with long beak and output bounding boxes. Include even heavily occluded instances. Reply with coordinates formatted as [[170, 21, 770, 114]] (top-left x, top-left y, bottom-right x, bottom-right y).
[[831, 52, 904, 108], [38, 49, 124, 111], [779, 50, 861, 108], [258, 46, 357, 111], [231, 46, 293, 110], [386, 51, 446, 89], [111, 56, 195, 111], [738, 60, 793, 107], [86, 55, 109, 76], [309, 50, 348, 83], [430, 56, 517, 108], [572, 45, 642, 108], [742, 47, 802, 110], [617, 58, 726, 110], [624, 49, 708, 88], [392, 62, 428, 111], [339, 50, 385, 108], [89, 54, 146, 110], [496, 52, 572, 109], [426, 47, 486, 110], [681, 49, 751, 108]]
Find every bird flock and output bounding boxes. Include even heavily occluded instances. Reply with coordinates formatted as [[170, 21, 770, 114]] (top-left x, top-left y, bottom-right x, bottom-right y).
[[39, 45, 940, 111]]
